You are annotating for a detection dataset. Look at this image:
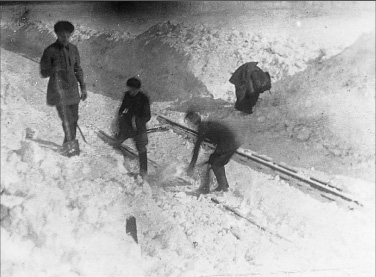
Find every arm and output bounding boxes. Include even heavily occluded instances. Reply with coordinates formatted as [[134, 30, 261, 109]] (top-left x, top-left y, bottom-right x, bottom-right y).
[[132, 95, 151, 130], [188, 131, 204, 170], [139, 96, 151, 124], [73, 46, 85, 89], [118, 97, 127, 116], [40, 48, 53, 78]]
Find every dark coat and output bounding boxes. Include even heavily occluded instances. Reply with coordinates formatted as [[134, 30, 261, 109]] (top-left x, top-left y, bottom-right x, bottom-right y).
[[229, 62, 259, 101], [40, 41, 85, 106], [118, 91, 151, 136], [189, 120, 242, 169]]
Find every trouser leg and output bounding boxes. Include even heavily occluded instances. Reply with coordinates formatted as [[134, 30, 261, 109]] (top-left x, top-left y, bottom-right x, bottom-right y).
[[134, 132, 148, 177], [68, 104, 79, 141], [212, 164, 229, 192], [139, 151, 147, 177], [56, 104, 71, 144], [209, 149, 236, 192], [56, 104, 79, 144]]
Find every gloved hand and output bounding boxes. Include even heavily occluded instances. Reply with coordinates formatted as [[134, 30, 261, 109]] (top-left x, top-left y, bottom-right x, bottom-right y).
[[80, 86, 87, 101]]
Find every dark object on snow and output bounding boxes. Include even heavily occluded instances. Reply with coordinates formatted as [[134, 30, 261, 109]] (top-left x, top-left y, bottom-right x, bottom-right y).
[[229, 62, 271, 114], [113, 78, 151, 178], [126, 216, 138, 243], [185, 110, 242, 194]]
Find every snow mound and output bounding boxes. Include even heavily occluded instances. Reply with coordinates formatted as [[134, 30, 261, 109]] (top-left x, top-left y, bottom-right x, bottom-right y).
[[156, 20, 342, 100], [1, 83, 144, 277], [1, 18, 342, 102], [279, 32, 375, 156], [1, 45, 375, 277]]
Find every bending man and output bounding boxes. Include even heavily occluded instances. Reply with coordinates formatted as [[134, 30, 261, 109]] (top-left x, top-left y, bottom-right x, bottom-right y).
[[185, 110, 242, 194]]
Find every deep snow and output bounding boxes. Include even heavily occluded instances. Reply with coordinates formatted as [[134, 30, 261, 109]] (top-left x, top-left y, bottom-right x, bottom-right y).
[[1, 2, 375, 277], [1, 2, 374, 181], [1, 47, 375, 277]]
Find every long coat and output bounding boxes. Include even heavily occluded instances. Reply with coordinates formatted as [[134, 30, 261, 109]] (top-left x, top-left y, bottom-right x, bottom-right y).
[[229, 61, 259, 101], [40, 41, 85, 106]]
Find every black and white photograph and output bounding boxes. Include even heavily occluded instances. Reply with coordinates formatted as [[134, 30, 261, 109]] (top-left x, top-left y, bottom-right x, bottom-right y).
[[1, 1, 375, 276]]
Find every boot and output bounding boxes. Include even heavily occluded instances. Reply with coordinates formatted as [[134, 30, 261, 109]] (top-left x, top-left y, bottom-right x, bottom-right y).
[[62, 139, 80, 157], [213, 165, 229, 192], [139, 151, 148, 178]]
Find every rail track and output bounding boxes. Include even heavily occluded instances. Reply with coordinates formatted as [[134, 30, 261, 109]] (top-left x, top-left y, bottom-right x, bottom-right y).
[[96, 114, 362, 210], [16, 52, 363, 209], [96, 128, 293, 243], [155, 114, 363, 210]]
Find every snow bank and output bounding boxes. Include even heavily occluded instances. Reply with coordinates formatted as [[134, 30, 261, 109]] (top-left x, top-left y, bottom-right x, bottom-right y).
[[277, 32, 375, 157], [0, 20, 210, 102], [1, 18, 341, 102], [1, 80, 144, 277], [1, 46, 375, 277], [158, 20, 333, 100], [168, 32, 375, 181]]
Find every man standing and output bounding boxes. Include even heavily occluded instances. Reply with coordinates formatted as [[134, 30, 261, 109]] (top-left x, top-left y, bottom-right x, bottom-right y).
[[114, 77, 151, 179], [185, 110, 242, 194], [40, 21, 87, 157]]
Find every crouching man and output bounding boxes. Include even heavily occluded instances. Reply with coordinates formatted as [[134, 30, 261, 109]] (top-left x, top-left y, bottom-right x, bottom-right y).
[[185, 110, 242, 194], [40, 21, 87, 157], [114, 77, 151, 178]]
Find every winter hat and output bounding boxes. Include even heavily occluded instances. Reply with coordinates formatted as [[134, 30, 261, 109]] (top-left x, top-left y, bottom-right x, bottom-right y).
[[54, 21, 75, 34], [126, 77, 141, 89]]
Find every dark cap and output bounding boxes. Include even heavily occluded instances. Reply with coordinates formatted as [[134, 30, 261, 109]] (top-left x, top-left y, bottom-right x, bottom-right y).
[[126, 77, 141, 89], [54, 21, 75, 34]]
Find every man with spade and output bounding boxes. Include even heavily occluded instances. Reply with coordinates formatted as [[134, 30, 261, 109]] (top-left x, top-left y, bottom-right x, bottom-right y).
[[40, 21, 87, 157], [185, 109, 242, 194]]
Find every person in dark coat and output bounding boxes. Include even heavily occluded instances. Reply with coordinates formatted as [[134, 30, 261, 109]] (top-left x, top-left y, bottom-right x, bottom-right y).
[[114, 77, 151, 178], [185, 110, 242, 194], [40, 21, 87, 156], [229, 62, 260, 114]]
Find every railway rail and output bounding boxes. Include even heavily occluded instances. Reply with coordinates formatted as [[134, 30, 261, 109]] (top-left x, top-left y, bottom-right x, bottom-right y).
[[17, 51, 363, 209], [96, 128, 293, 243], [155, 114, 363, 210]]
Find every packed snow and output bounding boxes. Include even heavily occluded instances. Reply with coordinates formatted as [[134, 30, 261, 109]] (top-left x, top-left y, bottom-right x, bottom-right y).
[[1, 2, 375, 277], [1, 47, 375, 276]]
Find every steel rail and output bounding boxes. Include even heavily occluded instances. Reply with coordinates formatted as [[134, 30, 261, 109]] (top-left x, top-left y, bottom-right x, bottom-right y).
[[155, 114, 363, 208], [16, 52, 362, 207]]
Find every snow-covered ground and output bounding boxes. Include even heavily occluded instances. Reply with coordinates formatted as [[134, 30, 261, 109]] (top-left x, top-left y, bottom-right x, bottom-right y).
[[1, 47, 375, 277], [1, 2, 375, 276], [1, 2, 374, 181]]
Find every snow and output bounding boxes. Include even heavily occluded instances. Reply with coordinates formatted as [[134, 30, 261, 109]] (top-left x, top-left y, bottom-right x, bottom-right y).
[[1, 2, 375, 276], [1, 47, 375, 276]]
